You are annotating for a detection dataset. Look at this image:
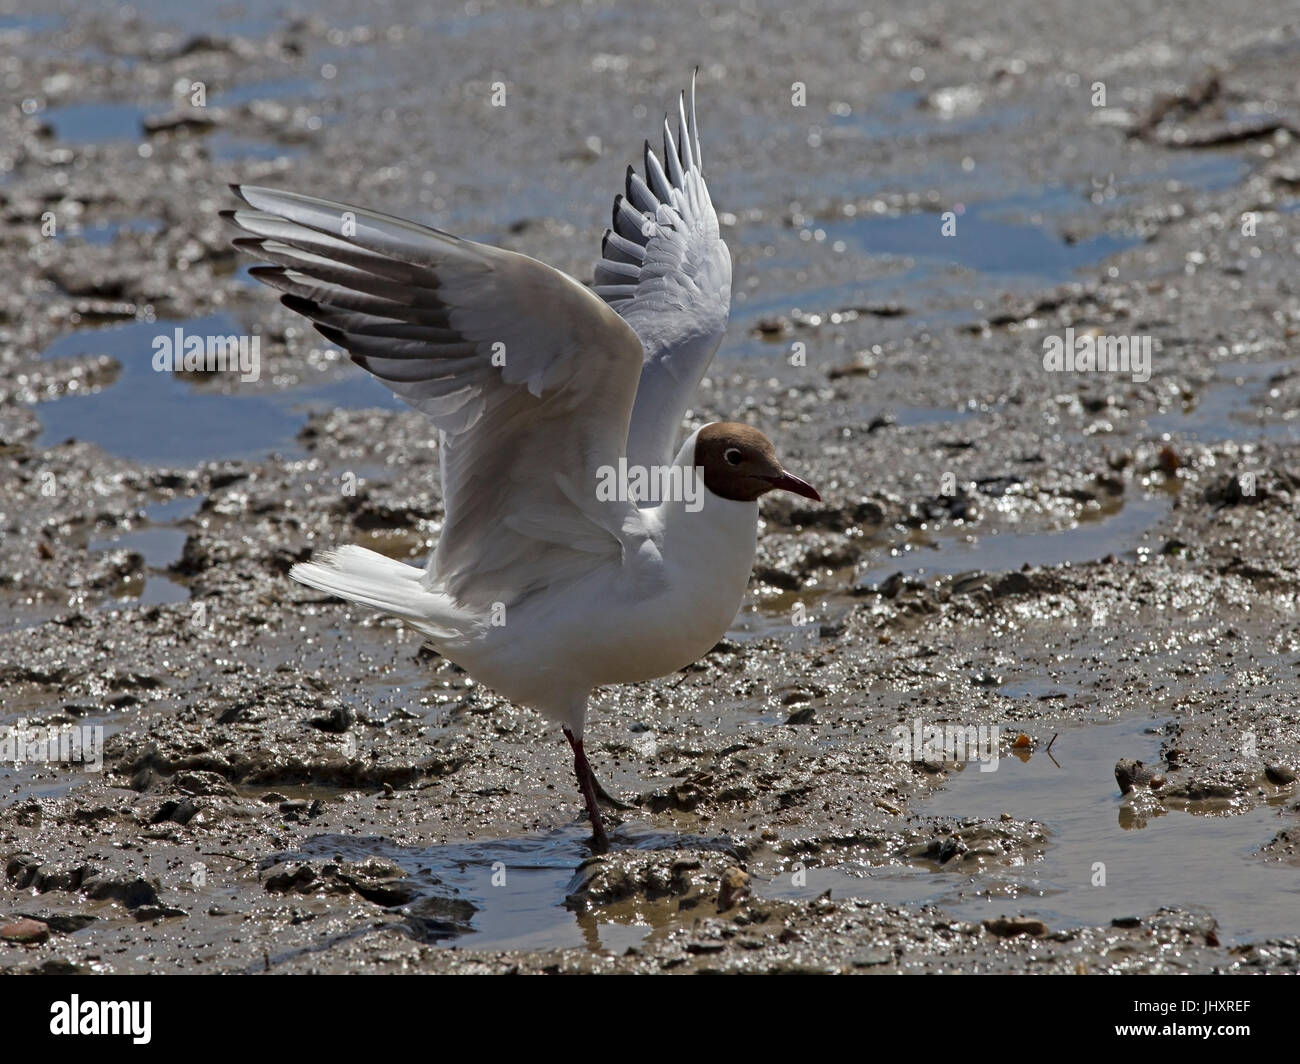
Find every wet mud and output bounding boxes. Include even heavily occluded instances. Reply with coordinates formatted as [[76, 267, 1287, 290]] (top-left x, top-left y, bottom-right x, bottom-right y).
[[1, 0, 1298, 972]]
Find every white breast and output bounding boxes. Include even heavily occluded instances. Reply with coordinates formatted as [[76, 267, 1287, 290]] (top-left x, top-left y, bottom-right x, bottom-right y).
[[447, 486, 758, 700], [586, 488, 759, 684]]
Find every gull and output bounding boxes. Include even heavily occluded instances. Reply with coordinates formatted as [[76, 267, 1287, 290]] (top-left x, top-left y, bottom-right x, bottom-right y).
[[224, 74, 819, 850]]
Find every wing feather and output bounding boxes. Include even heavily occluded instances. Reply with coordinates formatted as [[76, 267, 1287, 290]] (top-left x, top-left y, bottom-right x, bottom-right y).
[[226, 184, 647, 610], [593, 73, 733, 473]]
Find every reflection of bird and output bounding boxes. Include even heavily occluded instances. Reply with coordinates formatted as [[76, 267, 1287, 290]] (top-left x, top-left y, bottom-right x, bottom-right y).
[[225, 75, 818, 850]]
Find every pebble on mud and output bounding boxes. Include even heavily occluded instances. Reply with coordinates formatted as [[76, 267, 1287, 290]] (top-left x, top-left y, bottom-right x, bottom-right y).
[[1265, 764, 1296, 785], [984, 917, 1048, 938], [0, 917, 50, 944], [1115, 759, 1166, 795], [718, 867, 751, 912]]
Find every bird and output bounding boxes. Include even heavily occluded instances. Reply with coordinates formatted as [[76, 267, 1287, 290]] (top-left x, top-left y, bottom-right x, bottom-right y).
[[224, 74, 819, 850]]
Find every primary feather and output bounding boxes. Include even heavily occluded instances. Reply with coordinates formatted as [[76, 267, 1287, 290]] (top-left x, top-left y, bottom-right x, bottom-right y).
[[594, 71, 733, 474]]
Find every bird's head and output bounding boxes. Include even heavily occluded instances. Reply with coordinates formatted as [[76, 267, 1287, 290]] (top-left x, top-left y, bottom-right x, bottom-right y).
[[694, 422, 820, 503]]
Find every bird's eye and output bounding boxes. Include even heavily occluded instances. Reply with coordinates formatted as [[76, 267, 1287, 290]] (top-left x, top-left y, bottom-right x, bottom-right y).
[[724, 447, 743, 465]]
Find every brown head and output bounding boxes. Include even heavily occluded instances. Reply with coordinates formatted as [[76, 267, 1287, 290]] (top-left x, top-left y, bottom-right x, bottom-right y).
[[694, 422, 820, 503]]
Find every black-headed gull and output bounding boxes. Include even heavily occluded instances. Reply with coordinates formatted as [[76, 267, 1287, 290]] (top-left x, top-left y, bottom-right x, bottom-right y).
[[225, 75, 819, 849]]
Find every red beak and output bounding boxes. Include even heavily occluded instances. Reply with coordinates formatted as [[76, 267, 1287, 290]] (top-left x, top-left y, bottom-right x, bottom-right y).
[[768, 470, 821, 502]]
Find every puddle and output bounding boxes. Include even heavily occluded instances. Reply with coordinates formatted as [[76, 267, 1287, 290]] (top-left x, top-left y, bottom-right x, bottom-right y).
[[738, 475, 1169, 645], [143, 495, 203, 523], [86, 496, 202, 605], [729, 602, 840, 646], [835, 90, 1033, 143], [859, 492, 1171, 586], [38, 74, 320, 147], [832, 197, 1139, 287], [0, 495, 200, 631], [272, 824, 734, 955], [730, 572, 861, 648], [1147, 359, 1299, 443], [891, 405, 979, 429], [41, 101, 150, 143], [765, 718, 1300, 943], [87, 527, 189, 605], [35, 315, 400, 466], [0, 705, 122, 807], [735, 186, 1141, 336], [735, 141, 1249, 335], [0, 13, 63, 32], [210, 79, 316, 109], [997, 679, 1078, 700], [736, 496, 1167, 648]]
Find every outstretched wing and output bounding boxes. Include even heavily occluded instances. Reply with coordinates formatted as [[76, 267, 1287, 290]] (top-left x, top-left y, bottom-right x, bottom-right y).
[[225, 184, 646, 610], [594, 72, 733, 473]]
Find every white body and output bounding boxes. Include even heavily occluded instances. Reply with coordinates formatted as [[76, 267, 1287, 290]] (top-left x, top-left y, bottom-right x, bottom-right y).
[[447, 451, 758, 730], [292, 429, 758, 735]]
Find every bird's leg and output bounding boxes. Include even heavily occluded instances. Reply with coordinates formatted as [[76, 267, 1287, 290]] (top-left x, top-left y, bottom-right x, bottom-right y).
[[563, 726, 609, 852]]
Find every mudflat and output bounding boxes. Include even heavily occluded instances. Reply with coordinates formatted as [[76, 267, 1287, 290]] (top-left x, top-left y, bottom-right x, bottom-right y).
[[1, 0, 1298, 973]]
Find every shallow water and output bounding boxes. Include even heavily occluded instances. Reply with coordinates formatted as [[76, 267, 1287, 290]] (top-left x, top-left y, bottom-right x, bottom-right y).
[[85, 495, 201, 605], [255, 715, 1299, 950], [38, 79, 319, 146], [1146, 359, 1299, 443], [41, 101, 148, 143], [834, 194, 1139, 286], [270, 824, 736, 956], [765, 718, 1300, 944], [858, 492, 1172, 586], [0, 701, 122, 807], [36, 314, 401, 465]]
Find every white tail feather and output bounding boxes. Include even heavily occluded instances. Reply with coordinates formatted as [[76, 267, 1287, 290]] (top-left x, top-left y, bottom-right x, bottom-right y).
[[290, 545, 472, 641]]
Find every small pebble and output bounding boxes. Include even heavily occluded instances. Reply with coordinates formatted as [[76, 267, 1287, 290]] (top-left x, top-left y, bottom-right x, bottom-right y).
[[983, 917, 1048, 938], [1265, 764, 1296, 785], [1, 918, 50, 944]]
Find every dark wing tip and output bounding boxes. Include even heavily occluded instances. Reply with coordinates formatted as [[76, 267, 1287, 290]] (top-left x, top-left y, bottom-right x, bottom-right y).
[[279, 293, 318, 317], [313, 322, 346, 348]]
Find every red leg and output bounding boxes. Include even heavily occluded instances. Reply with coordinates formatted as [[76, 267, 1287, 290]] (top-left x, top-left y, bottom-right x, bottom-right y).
[[563, 726, 609, 852]]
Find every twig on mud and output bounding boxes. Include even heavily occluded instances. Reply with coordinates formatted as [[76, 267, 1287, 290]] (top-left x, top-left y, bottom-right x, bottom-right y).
[[203, 851, 259, 866]]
